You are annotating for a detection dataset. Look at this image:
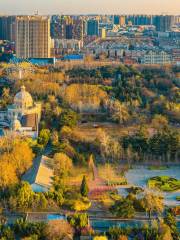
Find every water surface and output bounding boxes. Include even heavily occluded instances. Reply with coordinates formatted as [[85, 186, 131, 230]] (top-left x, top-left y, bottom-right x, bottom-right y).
[[119, 166, 180, 206]]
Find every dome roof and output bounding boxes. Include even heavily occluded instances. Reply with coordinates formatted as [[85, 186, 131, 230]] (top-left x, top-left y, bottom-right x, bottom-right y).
[[14, 86, 33, 109]]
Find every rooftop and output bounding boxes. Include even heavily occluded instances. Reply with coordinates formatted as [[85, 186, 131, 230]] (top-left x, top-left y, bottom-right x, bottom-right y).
[[22, 155, 54, 190]]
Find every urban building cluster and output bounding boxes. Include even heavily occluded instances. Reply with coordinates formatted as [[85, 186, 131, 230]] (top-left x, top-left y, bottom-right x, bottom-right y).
[[0, 14, 179, 65]]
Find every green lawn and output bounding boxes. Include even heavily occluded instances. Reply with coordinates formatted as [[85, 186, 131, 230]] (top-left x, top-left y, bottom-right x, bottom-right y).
[[176, 196, 180, 201], [148, 176, 180, 192]]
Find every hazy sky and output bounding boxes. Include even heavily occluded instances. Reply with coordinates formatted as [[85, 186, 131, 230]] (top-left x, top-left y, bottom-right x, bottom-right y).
[[0, 0, 180, 15]]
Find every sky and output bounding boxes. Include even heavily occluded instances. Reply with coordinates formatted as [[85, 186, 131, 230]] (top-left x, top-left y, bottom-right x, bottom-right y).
[[0, 0, 180, 15]]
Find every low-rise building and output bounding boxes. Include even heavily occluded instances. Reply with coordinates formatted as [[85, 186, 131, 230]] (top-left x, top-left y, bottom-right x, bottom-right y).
[[22, 155, 54, 192], [54, 39, 83, 56], [141, 50, 172, 65], [172, 49, 180, 65]]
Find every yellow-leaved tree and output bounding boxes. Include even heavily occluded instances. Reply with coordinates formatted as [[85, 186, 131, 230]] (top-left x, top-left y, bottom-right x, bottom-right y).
[[54, 152, 73, 177], [63, 84, 108, 112], [11, 140, 34, 176], [44, 220, 73, 240], [0, 136, 34, 188], [0, 160, 18, 189]]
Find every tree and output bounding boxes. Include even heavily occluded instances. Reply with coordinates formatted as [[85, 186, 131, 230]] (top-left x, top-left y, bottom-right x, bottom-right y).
[[59, 109, 79, 128], [38, 129, 51, 146], [0, 160, 18, 189], [42, 95, 62, 128], [148, 128, 180, 161], [0, 224, 14, 240], [152, 114, 168, 132], [110, 198, 135, 218], [0, 87, 11, 108], [108, 226, 128, 240], [21, 235, 39, 240], [101, 164, 115, 182], [167, 130, 180, 160], [14, 219, 46, 239], [50, 130, 59, 147], [60, 126, 73, 140], [44, 220, 73, 240], [158, 223, 173, 240], [142, 190, 164, 219], [84, 54, 93, 64], [63, 84, 107, 113], [94, 237, 108, 240], [97, 128, 110, 159], [72, 199, 91, 212], [111, 100, 130, 125], [164, 209, 179, 240], [97, 128, 122, 161], [122, 126, 149, 161], [118, 236, 128, 240], [33, 193, 48, 210], [68, 213, 88, 230], [11, 140, 34, 176], [88, 154, 95, 180], [88, 154, 95, 170], [80, 176, 89, 197], [54, 152, 73, 177], [0, 137, 34, 177], [109, 138, 122, 161], [16, 182, 34, 210]]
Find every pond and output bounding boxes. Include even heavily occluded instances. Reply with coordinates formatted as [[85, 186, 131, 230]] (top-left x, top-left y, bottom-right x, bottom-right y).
[[90, 218, 151, 232], [47, 214, 66, 221], [90, 218, 180, 233], [118, 166, 180, 206]]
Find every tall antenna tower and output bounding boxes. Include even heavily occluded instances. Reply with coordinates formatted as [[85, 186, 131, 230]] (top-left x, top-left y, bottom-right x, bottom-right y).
[[35, 10, 39, 16]]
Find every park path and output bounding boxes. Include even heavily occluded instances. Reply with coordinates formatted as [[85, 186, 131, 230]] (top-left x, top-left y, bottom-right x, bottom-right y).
[[88, 163, 115, 216], [88, 164, 113, 192]]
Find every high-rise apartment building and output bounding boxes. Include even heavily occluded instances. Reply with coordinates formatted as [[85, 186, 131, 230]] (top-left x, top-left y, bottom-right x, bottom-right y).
[[15, 15, 51, 58], [50, 15, 84, 41], [153, 15, 175, 32], [0, 16, 16, 41], [114, 15, 120, 25], [134, 15, 152, 25], [174, 16, 180, 24], [65, 24, 73, 39], [50, 15, 65, 39], [125, 15, 152, 25], [114, 15, 126, 26], [62, 16, 73, 40], [119, 16, 126, 26], [87, 19, 99, 36], [73, 19, 84, 40]]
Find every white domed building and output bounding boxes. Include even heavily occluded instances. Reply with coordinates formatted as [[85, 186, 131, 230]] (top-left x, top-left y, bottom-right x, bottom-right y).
[[6, 86, 41, 138], [14, 85, 34, 109]]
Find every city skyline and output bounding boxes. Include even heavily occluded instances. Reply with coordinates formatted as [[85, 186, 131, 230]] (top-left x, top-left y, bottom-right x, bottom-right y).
[[0, 0, 180, 15]]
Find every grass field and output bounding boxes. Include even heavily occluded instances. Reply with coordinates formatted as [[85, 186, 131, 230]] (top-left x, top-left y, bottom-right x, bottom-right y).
[[73, 122, 137, 141], [98, 164, 127, 186], [67, 167, 93, 186]]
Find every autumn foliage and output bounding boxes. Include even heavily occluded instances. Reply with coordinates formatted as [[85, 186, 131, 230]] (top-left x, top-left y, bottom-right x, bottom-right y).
[[62, 84, 108, 112], [0, 136, 34, 188]]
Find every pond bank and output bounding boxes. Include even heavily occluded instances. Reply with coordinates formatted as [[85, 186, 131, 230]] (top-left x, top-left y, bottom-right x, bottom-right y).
[[118, 165, 180, 206]]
